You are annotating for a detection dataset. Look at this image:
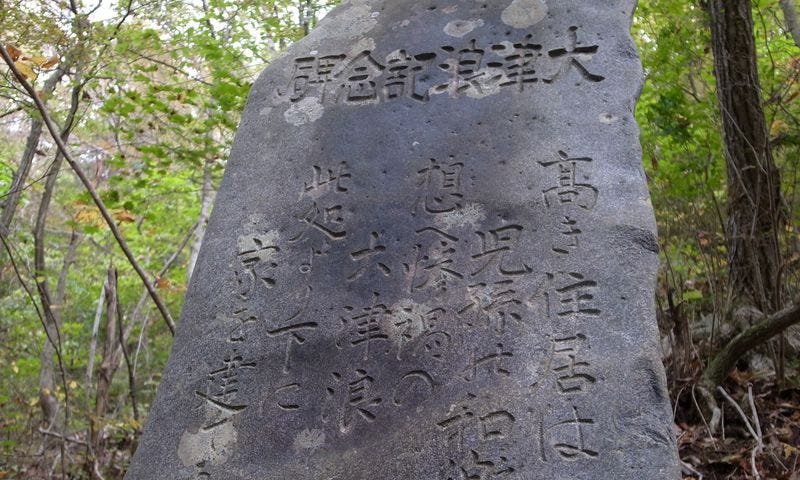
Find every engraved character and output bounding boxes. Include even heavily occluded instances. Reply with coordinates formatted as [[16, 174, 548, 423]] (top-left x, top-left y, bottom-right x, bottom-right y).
[[392, 370, 435, 407], [262, 284, 316, 374], [278, 56, 316, 101], [382, 50, 436, 102], [470, 225, 532, 277], [322, 369, 383, 434], [414, 157, 464, 215], [551, 334, 597, 394], [487, 35, 543, 91], [541, 406, 599, 461], [337, 293, 391, 360], [336, 50, 385, 104], [273, 383, 301, 411], [303, 161, 351, 196], [461, 343, 513, 382], [235, 234, 279, 298], [553, 215, 582, 255], [542, 272, 601, 319], [538, 150, 598, 211], [544, 26, 605, 83], [278, 54, 345, 102], [434, 40, 486, 97], [290, 201, 347, 242], [224, 306, 258, 344], [409, 227, 464, 294], [391, 305, 429, 359], [195, 350, 256, 429], [347, 231, 391, 282], [422, 330, 452, 361], [437, 398, 517, 480], [458, 280, 524, 334]]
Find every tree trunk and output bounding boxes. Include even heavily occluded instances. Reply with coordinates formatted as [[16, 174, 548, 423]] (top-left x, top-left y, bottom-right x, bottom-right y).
[[187, 158, 215, 283], [779, 0, 800, 47], [707, 0, 785, 314], [90, 267, 120, 479], [0, 65, 69, 236], [35, 82, 82, 428], [0, 118, 43, 233]]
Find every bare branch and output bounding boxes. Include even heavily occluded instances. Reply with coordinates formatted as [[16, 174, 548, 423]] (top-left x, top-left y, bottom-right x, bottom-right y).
[[701, 302, 800, 388], [0, 43, 176, 335]]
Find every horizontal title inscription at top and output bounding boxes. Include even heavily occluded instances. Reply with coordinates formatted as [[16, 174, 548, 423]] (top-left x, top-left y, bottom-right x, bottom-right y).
[[273, 26, 605, 106]]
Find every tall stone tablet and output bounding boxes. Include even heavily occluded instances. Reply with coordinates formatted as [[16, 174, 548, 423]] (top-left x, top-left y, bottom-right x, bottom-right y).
[[126, 1, 680, 479]]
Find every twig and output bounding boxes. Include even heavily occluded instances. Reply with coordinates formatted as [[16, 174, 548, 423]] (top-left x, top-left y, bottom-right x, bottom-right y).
[[132, 220, 199, 376], [38, 428, 88, 447], [0, 43, 176, 336], [691, 384, 719, 449], [117, 283, 139, 421], [86, 277, 107, 406], [747, 384, 765, 479], [717, 386, 764, 480], [681, 460, 704, 479]]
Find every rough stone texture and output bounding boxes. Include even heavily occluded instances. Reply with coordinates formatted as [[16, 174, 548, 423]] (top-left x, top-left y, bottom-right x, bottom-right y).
[[126, 1, 681, 479]]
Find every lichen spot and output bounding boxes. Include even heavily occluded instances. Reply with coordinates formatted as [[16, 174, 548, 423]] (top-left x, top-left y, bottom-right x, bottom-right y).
[[444, 18, 484, 38], [501, 0, 548, 29], [293, 428, 326, 452], [284, 97, 324, 126], [437, 203, 487, 229], [177, 421, 237, 467]]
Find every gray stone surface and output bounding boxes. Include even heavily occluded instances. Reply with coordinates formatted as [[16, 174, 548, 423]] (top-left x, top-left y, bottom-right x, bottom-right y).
[[126, 1, 681, 478]]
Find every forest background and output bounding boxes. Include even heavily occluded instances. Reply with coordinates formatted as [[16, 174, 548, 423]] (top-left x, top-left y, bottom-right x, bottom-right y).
[[0, 0, 798, 478]]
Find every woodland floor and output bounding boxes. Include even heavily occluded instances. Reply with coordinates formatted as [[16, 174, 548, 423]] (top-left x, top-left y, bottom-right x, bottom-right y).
[[675, 373, 800, 480]]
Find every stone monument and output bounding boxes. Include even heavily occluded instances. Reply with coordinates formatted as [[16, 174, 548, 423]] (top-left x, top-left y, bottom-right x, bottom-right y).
[[126, 1, 681, 478]]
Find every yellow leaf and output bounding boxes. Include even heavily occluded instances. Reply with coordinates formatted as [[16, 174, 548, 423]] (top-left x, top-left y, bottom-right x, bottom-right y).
[[75, 205, 103, 226], [4, 44, 22, 61], [11, 362, 18, 374], [41, 55, 59, 69], [27, 54, 48, 66], [771, 119, 789, 137], [14, 61, 36, 81], [155, 278, 171, 290], [29, 397, 38, 407], [114, 210, 136, 223], [784, 442, 799, 459], [69, 381, 78, 390]]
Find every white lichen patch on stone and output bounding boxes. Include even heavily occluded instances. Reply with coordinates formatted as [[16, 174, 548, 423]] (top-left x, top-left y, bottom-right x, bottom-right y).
[[293, 428, 326, 452], [501, 0, 548, 29], [344, 3, 380, 37], [177, 421, 237, 467], [444, 18, 484, 37], [465, 68, 505, 99], [284, 97, 324, 126], [238, 229, 280, 249], [436, 203, 487, 229], [301, 0, 378, 48], [346, 37, 377, 61]]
